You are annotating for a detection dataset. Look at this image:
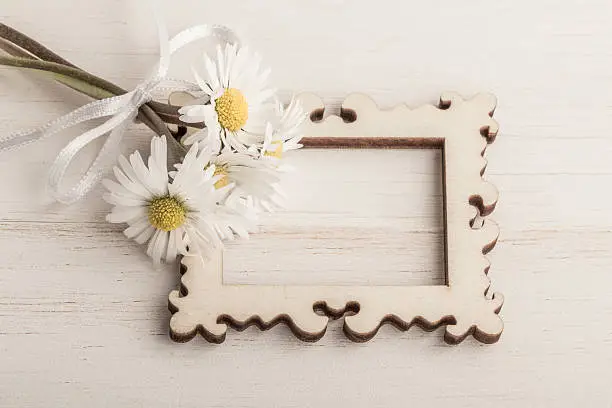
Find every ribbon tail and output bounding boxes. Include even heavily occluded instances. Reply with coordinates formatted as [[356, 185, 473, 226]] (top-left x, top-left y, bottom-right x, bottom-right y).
[[0, 3, 242, 204], [168, 25, 240, 54], [0, 94, 133, 153], [48, 109, 136, 204]]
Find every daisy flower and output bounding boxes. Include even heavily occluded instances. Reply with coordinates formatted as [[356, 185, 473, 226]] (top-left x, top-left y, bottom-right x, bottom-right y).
[[179, 43, 275, 153], [206, 148, 283, 210], [103, 136, 249, 263], [261, 98, 308, 159]]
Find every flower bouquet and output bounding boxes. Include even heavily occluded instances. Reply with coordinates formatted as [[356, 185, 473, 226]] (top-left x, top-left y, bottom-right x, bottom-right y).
[[0, 14, 307, 264]]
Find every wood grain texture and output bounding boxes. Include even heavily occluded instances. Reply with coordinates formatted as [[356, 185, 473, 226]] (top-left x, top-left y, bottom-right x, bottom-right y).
[[1, 0, 611, 406]]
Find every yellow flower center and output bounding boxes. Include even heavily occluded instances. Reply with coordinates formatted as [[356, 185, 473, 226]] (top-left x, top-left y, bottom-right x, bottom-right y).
[[214, 88, 248, 131], [148, 195, 186, 232], [264, 140, 284, 158], [213, 165, 230, 189]]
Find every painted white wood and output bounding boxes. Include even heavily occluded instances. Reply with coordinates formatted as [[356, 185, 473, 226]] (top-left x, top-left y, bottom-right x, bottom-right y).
[[1, 0, 611, 406]]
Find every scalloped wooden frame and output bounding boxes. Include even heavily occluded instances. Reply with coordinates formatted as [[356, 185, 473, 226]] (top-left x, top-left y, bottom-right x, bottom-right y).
[[168, 92, 503, 344]]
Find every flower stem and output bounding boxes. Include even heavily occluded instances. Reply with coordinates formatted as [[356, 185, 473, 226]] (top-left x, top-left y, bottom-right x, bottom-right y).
[[0, 55, 156, 131], [0, 23, 199, 156], [0, 23, 189, 127], [0, 24, 190, 130], [0, 23, 76, 67]]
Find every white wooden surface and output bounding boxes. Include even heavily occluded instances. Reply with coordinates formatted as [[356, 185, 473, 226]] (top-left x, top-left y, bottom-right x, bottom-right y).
[[0, 0, 611, 406]]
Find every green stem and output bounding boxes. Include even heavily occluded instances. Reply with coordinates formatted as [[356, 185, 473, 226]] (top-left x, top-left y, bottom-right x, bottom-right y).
[[0, 37, 36, 59], [0, 23, 187, 127], [0, 54, 187, 154], [0, 55, 160, 133], [0, 24, 189, 137], [0, 23, 194, 155], [52, 74, 116, 99], [0, 23, 76, 67]]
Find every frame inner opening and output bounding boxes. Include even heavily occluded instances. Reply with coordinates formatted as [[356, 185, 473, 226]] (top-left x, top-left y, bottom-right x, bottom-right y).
[[223, 143, 446, 286]]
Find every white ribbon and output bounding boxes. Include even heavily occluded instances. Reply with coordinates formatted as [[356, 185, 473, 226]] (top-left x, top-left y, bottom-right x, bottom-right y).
[[0, 5, 239, 204]]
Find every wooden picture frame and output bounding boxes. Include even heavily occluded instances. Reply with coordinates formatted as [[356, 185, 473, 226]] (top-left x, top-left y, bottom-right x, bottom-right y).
[[168, 92, 503, 344]]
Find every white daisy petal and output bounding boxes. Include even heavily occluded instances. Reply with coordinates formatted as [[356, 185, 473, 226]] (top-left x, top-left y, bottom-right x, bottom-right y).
[[117, 155, 140, 184], [102, 179, 140, 201], [182, 226, 201, 255], [179, 105, 208, 123], [124, 216, 152, 240], [191, 65, 212, 96], [103, 192, 146, 207], [134, 225, 155, 245], [203, 53, 220, 90], [224, 43, 236, 86], [129, 150, 166, 196], [107, 206, 146, 224], [104, 136, 251, 264], [111, 168, 151, 198], [146, 229, 163, 263], [194, 217, 223, 247], [184, 44, 277, 153], [166, 229, 178, 261], [182, 112, 222, 155], [156, 232, 169, 262], [182, 129, 207, 146], [175, 227, 187, 256], [207, 149, 283, 211], [216, 45, 226, 87], [152, 135, 168, 174]]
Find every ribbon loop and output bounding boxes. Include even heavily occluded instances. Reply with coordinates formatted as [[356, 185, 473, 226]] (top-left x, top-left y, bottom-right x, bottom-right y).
[[132, 85, 154, 106], [0, 13, 239, 204]]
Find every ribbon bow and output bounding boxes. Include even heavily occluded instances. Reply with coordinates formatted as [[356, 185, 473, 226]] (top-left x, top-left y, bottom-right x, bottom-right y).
[[0, 8, 238, 204]]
